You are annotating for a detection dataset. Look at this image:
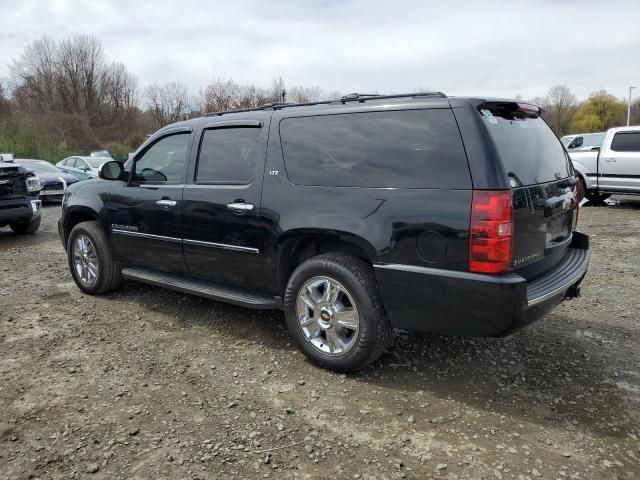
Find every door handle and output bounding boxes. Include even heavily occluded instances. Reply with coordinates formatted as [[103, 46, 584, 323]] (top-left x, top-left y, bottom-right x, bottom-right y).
[[603, 158, 616, 163], [227, 202, 255, 214], [156, 199, 177, 208]]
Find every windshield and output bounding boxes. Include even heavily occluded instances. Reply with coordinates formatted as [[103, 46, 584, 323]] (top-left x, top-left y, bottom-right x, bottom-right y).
[[84, 157, 109, 168], [19, 160, 61, 174], [479, 104, 572, 187]]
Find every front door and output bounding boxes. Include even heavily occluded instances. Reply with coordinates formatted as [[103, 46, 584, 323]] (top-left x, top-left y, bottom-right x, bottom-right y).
[[181, 117, 269, 291], [107, 129, 194, 275], [599, 130, 640, 192]]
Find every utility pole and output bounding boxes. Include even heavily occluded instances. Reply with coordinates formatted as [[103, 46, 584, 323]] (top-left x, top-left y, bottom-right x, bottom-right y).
[[628, 86, 637, 126]]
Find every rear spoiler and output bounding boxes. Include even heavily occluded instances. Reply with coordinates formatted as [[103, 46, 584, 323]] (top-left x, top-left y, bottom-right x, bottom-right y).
[[479, 101, 543, 118]]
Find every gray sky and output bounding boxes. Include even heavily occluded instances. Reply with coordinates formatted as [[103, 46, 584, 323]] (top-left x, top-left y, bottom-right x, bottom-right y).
[[1, 0, 639, 101]]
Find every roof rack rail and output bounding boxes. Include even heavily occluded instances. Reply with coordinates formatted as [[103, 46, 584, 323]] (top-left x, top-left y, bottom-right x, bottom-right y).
[[340, 93, 381, 101], [340, 92, 446, 103], [205, 91, 447, 116]]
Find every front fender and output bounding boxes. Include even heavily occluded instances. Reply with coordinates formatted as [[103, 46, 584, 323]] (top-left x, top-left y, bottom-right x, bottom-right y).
[[60, 179, 113, 244]]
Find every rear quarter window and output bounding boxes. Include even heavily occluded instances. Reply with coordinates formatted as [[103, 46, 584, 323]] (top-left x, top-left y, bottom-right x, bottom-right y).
[[279, 109, 471, 189], [610, 131, 640, 152], [479, 105, 572, 187]]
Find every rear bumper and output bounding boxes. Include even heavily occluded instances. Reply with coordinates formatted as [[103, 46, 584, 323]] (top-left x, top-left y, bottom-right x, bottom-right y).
[[374, 232, 590, 337], [0, 198, 41, 225]]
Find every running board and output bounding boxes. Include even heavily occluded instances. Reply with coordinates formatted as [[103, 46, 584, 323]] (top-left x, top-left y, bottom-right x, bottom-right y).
[[121, 267, 282, 310]]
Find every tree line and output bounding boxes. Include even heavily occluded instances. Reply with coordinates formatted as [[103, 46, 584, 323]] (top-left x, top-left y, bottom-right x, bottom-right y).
[[0, 34, 638, 162]]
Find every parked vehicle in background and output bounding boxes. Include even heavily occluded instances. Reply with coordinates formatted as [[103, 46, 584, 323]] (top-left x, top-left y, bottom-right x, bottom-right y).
[[16, 159, 78, 202], [58, 93, 589, 372], [0, 160, 42, 234], [570, 126, 640, 203], [56, 156, 111, 181], [0, 153, 15, 162], [561, 132, 605, 151], [90, 150, 112, 158]]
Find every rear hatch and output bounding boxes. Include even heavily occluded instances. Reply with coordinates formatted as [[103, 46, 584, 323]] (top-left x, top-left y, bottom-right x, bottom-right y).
[[478, 102, 578, 280]]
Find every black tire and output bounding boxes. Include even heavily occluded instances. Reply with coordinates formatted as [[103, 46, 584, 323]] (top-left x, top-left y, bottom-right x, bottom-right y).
[[284, 253, 391, 373], [585, 190, 610, 205], [10, 216, 41, 235], [67, 221, 122, 294]]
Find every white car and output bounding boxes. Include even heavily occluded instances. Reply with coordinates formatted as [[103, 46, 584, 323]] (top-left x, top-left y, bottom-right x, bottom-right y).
[[56, 156, 111, 181]]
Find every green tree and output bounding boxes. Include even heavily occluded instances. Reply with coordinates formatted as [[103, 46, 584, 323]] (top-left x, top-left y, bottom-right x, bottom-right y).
[[570, 90, 626, 132]]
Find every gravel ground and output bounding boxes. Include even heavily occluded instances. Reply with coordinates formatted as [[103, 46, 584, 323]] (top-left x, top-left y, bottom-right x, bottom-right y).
[[1, 199, 639, 480]]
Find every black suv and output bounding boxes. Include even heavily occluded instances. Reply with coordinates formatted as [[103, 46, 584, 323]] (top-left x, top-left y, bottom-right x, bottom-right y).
[[58, 93, 589, 372], [0, 161, 42, 234]]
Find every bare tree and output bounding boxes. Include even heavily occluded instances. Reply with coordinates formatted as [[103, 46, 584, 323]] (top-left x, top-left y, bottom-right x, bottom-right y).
[[538, 85, 577, 136], [10, 36, 58, 110], [145, 81, 190, 129], [55, 35, 109, 120], [288, 85, 325, 103], [204, 78, 242, 112]]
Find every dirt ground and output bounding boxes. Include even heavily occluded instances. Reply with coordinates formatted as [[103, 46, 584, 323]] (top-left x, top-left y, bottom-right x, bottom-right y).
[[1, 199, 639, 480]]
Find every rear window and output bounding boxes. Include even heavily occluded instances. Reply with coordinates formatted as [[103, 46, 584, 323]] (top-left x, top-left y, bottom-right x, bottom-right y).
[[479, 104, 572, 187], [611, 131, 640, 152], [280, 109, 470, 188]]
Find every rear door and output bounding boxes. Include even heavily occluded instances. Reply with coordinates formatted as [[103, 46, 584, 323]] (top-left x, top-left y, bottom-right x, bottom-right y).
[[60, 157, 80, 178], [181, 117, 269, 291], [477, 103, 578, 277], [599, 130, 640, 191]]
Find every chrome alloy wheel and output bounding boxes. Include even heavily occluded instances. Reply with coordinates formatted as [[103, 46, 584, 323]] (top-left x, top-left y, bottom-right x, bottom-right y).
[[296, 276, 360, 356], [72, 234, 98, 287]]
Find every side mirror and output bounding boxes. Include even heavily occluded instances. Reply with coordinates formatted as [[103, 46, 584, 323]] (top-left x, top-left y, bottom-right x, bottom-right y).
[[98, 160, 124, 180]]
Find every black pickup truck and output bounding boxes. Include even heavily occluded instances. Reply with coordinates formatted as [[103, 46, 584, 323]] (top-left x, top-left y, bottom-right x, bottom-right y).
[[0, 161, 42, 234]]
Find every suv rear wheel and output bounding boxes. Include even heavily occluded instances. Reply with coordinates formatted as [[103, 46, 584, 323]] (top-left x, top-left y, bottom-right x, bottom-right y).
[[284, 253, 391, 372], [67, 221, 122, 294]]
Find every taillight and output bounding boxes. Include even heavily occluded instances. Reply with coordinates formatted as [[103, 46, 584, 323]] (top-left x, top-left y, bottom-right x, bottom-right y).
[[469, 190, 513, 274]]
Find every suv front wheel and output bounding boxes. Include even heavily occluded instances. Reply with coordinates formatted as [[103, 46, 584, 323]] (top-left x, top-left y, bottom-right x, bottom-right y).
[[284, 253, 391, 372], [67, 221, 122, 294]]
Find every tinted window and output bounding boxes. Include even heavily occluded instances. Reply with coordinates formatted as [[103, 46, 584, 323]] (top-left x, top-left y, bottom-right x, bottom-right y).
[[479, 105, 572, 187], [196, 127, 262, 183], [134, 133, 189, 183], [280, 109, 470, 188], [611, 131, 640, 152]]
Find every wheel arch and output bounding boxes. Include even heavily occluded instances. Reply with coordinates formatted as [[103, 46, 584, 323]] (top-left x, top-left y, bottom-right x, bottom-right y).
[[276, 231, 377, 296], [62, 206, 102, 247]]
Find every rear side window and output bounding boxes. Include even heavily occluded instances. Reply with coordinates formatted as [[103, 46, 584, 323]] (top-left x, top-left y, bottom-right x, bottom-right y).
[[479, 104, 572, 187], [196, 128, 262, 183], [280, 109, 470, 188], [611, 131, 640, 152]]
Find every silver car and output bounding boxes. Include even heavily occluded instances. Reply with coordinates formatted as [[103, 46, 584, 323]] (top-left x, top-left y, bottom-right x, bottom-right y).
[[56, 156, 111, 181]]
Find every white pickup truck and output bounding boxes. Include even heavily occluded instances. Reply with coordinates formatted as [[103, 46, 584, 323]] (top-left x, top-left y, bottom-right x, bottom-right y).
[[569, 126, 640, 203]]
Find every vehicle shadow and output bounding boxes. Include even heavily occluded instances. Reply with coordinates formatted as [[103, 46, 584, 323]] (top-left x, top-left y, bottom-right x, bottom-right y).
[[586, 195, 640, 210], [119, 282, 638, 439]]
